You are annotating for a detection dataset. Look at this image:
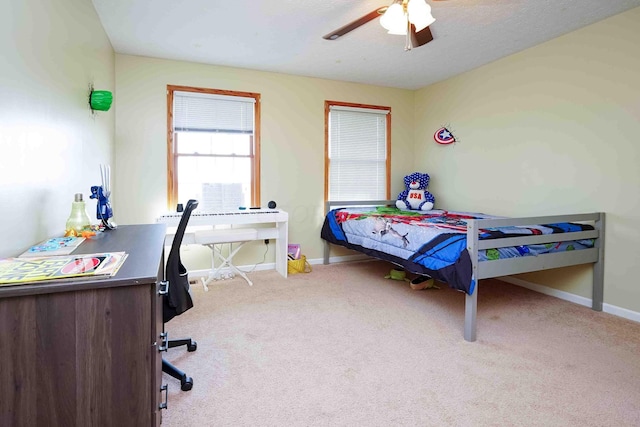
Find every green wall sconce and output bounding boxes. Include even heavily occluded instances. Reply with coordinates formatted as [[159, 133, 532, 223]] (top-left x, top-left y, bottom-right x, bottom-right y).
[[89, 88, 113, 112]]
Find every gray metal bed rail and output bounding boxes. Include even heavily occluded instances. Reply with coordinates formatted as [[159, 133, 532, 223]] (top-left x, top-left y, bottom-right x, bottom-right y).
[[322, 201, 605, 342]]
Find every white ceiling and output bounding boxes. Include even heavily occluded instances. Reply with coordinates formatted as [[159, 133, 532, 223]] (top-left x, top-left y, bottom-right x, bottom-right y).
[[91, 0, 640, 90]]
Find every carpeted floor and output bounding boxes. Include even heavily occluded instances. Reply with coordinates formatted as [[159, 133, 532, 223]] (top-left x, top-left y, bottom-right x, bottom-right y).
[[161, 260, 640, 426]]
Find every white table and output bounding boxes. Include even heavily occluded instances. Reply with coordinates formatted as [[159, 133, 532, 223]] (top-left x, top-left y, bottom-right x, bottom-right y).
[[156, 209, 289, 278]]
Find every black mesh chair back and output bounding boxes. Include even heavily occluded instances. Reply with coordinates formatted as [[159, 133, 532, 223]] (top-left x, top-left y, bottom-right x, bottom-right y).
[[162, 199, 198, 391], [163, 199, 198, 322]]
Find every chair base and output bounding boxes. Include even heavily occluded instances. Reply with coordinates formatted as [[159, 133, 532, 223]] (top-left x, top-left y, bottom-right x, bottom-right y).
[[168, 338, 197, 352], [162, 359, 193, 391], [163, 338, 197, 391]]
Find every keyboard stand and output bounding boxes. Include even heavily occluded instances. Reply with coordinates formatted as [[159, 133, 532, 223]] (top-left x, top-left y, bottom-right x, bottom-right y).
[[194, 228, 258, 290]]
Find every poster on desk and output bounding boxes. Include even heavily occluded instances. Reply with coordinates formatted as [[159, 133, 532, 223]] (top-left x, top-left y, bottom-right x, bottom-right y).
[[0, 252, 128, 285]]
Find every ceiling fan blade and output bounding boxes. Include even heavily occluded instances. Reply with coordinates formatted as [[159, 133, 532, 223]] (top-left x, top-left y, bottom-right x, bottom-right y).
[[323, 7, 387, 40], [410, 25, 434, 48]]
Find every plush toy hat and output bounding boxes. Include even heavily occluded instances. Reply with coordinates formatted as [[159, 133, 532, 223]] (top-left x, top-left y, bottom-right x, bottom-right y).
[[396, 172, 435, 211]]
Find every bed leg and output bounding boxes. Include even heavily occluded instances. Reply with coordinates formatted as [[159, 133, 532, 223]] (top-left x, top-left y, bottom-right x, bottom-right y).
[[592, 212, 606, 311], [465, 219, 479, 342], [464, 289, 478, 342], [592, 264, 604, 311], [323, 241, 330, 265]]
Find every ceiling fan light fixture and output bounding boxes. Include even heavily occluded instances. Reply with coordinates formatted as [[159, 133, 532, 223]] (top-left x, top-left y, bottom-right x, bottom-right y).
[[380, 2, 406, 33], [322, 0, 437, 50], [407, 0, 435, 32], [387, 25, 407, 36]]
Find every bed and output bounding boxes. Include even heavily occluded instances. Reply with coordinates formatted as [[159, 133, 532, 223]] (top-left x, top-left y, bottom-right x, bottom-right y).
[[321, 200, 605, 341]]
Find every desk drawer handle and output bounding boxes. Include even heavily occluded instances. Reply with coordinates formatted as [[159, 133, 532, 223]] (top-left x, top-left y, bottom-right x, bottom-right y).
[[159, 332, 168, 352], [159, 384, 168, 410], [158, 281, 169, 295]]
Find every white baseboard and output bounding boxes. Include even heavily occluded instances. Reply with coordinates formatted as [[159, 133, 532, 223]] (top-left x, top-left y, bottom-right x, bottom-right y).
[[189, 258, 640, 324], [311, 254, 370, 265], [188, 263, 276, 283], [313, 257, 640, 323], [603, 303, 640, 323], [498, 276, 640, 323], [188, 254, 367, 282], [498, 276, 592, 308]]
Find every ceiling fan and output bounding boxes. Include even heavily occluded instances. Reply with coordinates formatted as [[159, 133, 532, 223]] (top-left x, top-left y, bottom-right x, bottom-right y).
[[323, 0, 445, 51]]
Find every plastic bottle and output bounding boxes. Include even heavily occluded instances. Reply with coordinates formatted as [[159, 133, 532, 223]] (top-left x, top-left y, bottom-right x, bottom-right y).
[[65, 193, 91, 236]]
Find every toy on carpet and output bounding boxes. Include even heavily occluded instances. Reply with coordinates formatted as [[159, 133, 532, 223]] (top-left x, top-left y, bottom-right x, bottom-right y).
[[409, 276, 439, 291], [384, 269, 439, 290], [396, 172, 435, 211], [384, 269, 410, 282]]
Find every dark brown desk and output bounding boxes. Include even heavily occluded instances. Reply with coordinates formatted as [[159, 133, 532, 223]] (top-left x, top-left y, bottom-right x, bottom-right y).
[[0, 224, 167, 427]]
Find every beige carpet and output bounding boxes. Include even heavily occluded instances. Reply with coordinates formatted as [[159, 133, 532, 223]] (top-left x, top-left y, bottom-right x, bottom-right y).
[[161, 260, 640, 426]]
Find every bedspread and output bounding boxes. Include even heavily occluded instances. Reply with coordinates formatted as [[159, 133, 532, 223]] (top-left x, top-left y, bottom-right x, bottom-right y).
[[321, 206, 595, 294]]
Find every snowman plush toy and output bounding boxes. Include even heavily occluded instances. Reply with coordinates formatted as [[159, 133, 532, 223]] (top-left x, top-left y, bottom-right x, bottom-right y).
[[395, 172, 435, 211]]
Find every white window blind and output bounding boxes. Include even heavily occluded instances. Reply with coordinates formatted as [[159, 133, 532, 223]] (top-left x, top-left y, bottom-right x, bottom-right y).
[[328, 105, 389, 201], [173, 91, 255, 133]]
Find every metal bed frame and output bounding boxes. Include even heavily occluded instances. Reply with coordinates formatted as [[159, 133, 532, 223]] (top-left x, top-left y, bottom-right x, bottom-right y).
[[322, 200, 606, 342]]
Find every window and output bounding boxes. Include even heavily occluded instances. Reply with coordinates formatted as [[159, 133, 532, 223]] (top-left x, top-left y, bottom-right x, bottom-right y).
[[167, 86, 261, 211], [325, 101, 391, 202]]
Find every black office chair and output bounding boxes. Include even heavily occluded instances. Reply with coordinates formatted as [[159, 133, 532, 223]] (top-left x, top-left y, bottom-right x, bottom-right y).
[[162, 199, 198, 391]]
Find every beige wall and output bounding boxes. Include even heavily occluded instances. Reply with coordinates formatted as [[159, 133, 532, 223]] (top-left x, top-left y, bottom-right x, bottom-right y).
[[114, 55, 415, 268], [2, 0, 637, 315], [0, 0, 115, 257], [415, 8, 640, 312]]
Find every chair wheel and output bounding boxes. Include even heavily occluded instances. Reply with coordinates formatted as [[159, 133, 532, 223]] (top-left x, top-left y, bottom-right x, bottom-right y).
[[187, 340, 197, 352], [181, 376, 193, 391]]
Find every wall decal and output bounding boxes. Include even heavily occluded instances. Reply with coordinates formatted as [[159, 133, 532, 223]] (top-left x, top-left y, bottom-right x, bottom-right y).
[[434, 127, 457, 145]]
